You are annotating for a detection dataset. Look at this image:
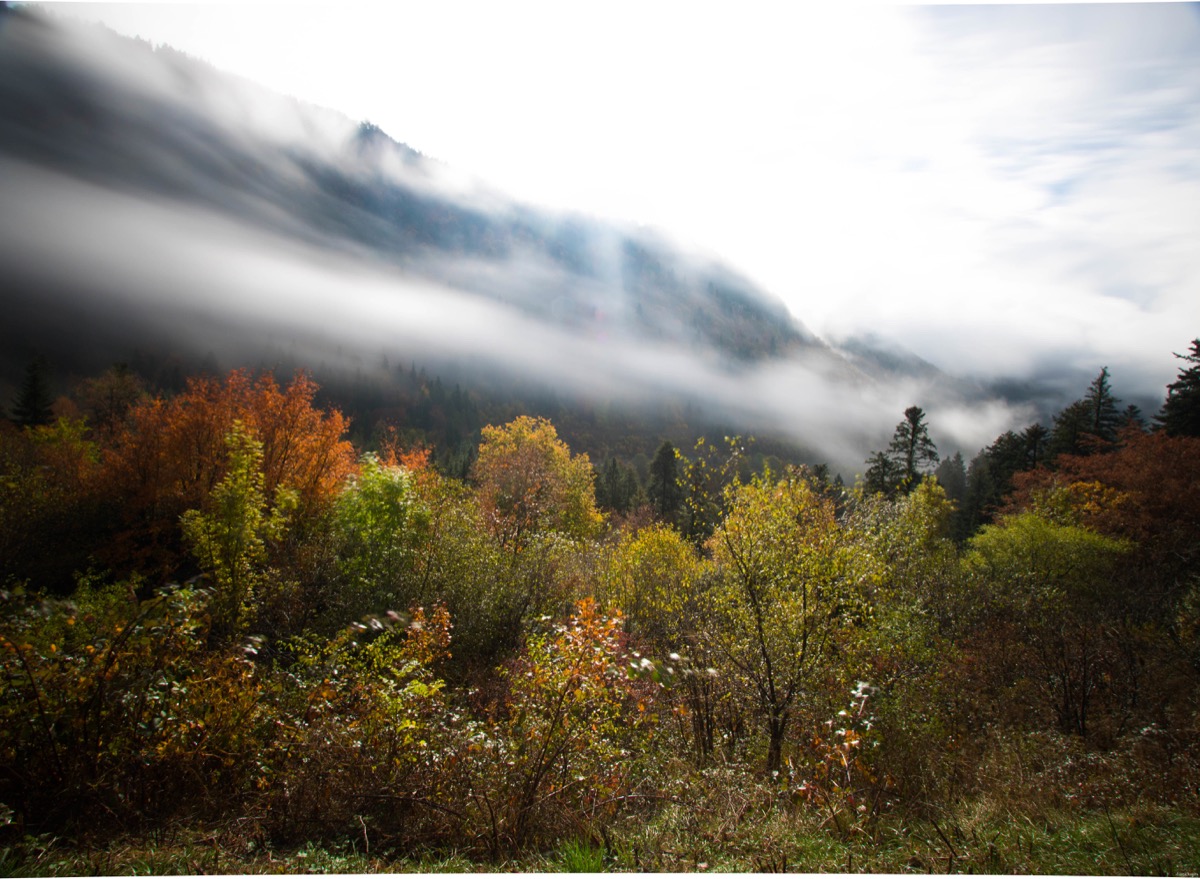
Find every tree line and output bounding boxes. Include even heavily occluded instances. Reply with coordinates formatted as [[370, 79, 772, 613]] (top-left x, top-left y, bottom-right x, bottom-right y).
[[0, 340, 1198, 867]]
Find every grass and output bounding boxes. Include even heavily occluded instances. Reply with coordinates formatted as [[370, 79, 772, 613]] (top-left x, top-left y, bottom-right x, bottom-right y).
[[555, 838, 607, 872], [2, 800, 1197, 874]]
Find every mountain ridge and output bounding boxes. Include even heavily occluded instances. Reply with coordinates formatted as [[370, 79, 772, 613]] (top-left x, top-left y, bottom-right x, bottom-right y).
[[0, 6, 826, 368], [0, 6, 1034, 470]]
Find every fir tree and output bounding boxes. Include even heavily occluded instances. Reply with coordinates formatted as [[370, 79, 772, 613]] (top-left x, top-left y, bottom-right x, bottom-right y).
[[10, 356, 54, 427], [1049, 367, 1121, 459], [863, 407, 939, 497], [647, 440, 682, 520], [934, 451, 967, 504], [886, 405, 939, 493], [1157, 339, 1200, 437], [1120, 404, 1147, 432], [1085, 366, 1122, 441], [1022, 423, 1049, 468], [863, 450, 902, 497]]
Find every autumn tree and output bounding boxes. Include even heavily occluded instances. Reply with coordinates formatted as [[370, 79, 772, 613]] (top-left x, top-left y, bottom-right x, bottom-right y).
[[463, 600, 654, 854], [840, 480, 964, 804], [471, 415, 602, 547], [603, 522, 704, 648], [99, 370, 355, 579], [1006, 427, 1200, 619], [73, 364, 145, 440], [261, 604, 454, 842], [0, 578, 268, 829], [329, 453, 431, 624], [597, 525, 731, 763], [0, 417, 108, 594], [679, 435, 749, 545], [181, 421, 294, 642], [706, 469, 854, 773], [962, 509, 1131, 739]]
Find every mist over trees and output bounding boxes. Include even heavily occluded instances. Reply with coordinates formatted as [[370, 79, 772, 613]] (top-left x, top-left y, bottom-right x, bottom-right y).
[[2, 7, 1199, 873], [1, 337, 1199, 872]]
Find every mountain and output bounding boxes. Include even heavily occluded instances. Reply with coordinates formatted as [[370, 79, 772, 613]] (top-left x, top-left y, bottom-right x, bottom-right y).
[[0, 7, 822, 364], [0, 6, 1025, 471]]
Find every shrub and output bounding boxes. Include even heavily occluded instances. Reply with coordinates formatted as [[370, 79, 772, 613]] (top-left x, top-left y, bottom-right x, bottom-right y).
[[0, 578, 269, 830]]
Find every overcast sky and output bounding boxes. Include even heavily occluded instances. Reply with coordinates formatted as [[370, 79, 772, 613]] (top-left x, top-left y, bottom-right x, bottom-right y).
[[51, 1, 1200, 399]]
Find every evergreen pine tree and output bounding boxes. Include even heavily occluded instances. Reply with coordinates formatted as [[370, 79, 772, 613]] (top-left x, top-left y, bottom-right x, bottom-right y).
[[1120, 404, 1147, 432], [933, 451, 967, 504], [1085, 366, 1121, 441], [1021, 423, 1049, 468], [962, 450, 996, 536], [1157, 339, 1200, 437], [11, 356, 54, 427], [596, 457, 641, 513], [1049, 367, 1122, 459], [886, 405, 939, 493], [1048, 398, 1093, 460], [647, 440, 681, 520], [863, 450, 901, 497]]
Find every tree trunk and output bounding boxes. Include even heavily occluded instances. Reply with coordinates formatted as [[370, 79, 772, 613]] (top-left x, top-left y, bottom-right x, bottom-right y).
[[766, 709, 788, 774]]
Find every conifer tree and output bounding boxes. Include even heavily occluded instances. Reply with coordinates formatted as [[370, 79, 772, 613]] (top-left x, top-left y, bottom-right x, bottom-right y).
[[1049, 367, 1122, 458], [934, 451, 967, 504], [886, 405, 939, 493], [596, 457, 642, 513], [1121, 404, 1147, 432], [647, 440, 682, 520], [863, 407, 939, 497], [10, 356, 54, 427], [1085, 366, 1122, 441], [1157, 339, 1200, 437], [1022, 423, 1049, 467], [863, 450, 901, 497]]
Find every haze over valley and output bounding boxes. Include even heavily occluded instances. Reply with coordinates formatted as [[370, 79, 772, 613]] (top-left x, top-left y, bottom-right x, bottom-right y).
[[1, 3, 1197, 472]]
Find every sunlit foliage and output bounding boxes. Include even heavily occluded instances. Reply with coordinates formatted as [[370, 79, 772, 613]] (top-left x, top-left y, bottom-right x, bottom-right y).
[[100, 369, 355, 578], [3, 356, 1200, 868], [706, 468, 856, 773], [472, 415, 602, 547]]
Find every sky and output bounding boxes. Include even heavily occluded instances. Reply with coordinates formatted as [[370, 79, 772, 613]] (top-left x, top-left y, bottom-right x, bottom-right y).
[[51, 0, 1200, 402]]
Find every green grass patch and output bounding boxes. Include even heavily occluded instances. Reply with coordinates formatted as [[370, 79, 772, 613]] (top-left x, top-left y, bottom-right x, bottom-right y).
[[1, 802, 1197, 874]]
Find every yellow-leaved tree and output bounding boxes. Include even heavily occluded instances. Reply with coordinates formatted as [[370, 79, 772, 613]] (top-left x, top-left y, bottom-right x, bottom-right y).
[[706, 468, 856, 774], [472, 415, 602, 547]]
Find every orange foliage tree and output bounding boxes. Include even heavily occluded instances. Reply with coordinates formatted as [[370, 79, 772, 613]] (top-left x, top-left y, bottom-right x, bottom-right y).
[[1005, 427, 1200, 608], [98, 370, 356, 579]]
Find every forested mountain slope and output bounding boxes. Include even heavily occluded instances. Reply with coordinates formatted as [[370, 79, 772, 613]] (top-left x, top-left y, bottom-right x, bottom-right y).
[[0, 6, 818, 365], [0, 6, 1026, 472]]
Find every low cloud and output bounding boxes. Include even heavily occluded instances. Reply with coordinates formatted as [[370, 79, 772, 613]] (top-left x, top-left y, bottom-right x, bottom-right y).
[[0, 153, 1031, 473], [0, 7, 1125, 474]]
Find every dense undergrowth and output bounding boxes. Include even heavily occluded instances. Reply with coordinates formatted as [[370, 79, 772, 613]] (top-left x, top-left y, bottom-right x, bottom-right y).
[[2, 360, 1199, 873]]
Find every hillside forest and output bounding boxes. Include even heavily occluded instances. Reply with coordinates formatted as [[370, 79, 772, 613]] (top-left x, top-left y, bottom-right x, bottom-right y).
[[1, 340, 1200, 873]]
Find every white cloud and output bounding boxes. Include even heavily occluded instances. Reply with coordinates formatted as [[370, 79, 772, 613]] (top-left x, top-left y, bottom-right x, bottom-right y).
[[32, 2, 1200, 414]]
